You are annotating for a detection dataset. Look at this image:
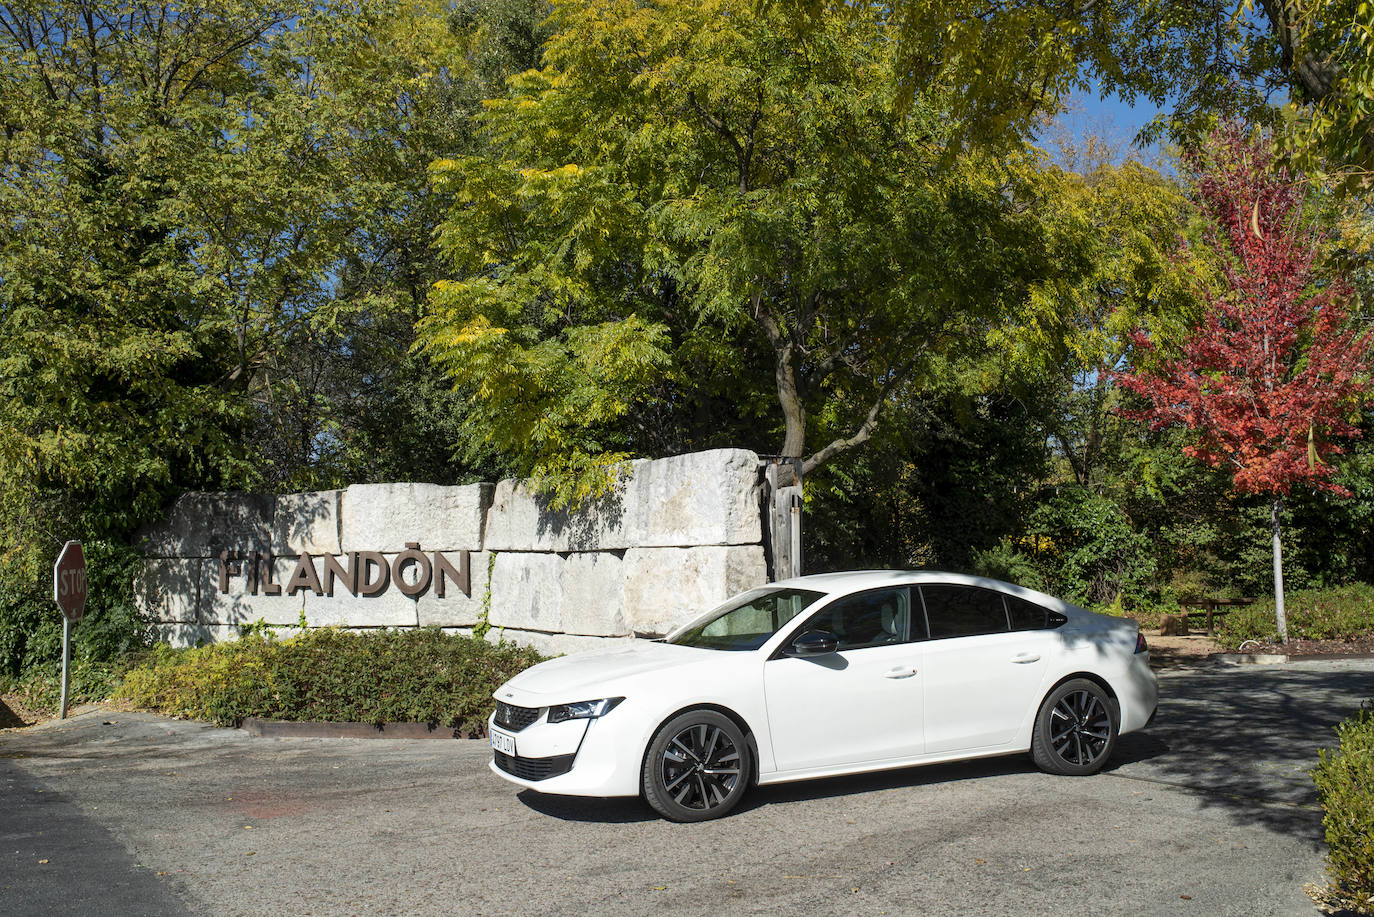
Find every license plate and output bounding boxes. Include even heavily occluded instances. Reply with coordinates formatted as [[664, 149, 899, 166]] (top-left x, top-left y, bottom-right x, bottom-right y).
[[489, 727, 517, 757]]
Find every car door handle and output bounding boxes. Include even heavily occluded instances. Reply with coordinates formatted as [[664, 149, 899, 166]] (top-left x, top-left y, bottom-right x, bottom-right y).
[[1011, 653, 1041, 664], [883, 667, 918, 679]]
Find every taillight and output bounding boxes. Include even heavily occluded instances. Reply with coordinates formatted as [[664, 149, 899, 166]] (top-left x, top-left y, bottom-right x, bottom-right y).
[[1135, 632, 1148, 654]]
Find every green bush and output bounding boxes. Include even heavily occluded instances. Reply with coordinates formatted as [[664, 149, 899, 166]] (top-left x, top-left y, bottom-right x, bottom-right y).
[[0, 538, 153, 678], [1312, 706, 1374, 915], [1214, 584, 1374, 648], [975, 487, 1159, 610], [114, 628, 547, 735]]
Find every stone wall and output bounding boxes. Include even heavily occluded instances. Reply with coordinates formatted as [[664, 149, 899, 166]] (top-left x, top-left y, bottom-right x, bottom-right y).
[[135, 449, 768, 654]]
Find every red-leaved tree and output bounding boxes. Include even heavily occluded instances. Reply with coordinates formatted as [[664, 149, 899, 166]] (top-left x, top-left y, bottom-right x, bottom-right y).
[[1115, 125, 1374, 643]]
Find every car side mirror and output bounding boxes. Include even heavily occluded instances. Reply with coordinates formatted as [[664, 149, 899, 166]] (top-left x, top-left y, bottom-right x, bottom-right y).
[[786, 630, 838, 657]]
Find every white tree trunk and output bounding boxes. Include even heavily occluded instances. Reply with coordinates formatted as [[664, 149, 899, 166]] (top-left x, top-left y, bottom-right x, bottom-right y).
[[1272, 496, 1288, 644]]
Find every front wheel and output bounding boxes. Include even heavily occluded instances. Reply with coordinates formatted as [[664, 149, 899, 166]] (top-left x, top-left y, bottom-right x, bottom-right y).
[[642, 709, 751, 822], [1031, 678, 1118, 776]]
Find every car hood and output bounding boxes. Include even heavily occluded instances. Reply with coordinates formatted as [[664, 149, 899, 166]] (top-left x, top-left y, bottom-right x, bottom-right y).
[[497, 640, 714, 700]]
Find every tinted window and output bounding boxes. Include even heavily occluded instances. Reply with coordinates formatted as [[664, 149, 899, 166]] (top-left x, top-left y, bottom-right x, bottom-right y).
[[801, 588, 916, 650], [1007, 594, 1068, 631], [920, 585, 1009, 639]]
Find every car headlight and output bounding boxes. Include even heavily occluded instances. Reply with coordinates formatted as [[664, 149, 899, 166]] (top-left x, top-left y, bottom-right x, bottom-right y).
[[547, 697, 625, 724]]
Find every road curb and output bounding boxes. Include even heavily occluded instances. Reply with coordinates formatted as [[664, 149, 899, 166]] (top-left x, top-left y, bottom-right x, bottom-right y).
[[239, 716, 483, 740], [1208, 652, 1374, 665]]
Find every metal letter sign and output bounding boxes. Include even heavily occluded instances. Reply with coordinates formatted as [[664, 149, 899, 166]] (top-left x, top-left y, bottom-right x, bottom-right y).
[[54, 540, 88, 622], [53, 540, 86, 719]]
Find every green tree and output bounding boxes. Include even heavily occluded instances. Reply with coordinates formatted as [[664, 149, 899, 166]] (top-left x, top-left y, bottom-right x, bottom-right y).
[[419, 0, 1065, 500], [0, 0, 513, 673], [794, 1, 1373, 191]]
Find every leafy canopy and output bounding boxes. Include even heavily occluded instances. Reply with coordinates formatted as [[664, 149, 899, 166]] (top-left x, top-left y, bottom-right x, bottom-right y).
[[419, 0, 1059, 500]]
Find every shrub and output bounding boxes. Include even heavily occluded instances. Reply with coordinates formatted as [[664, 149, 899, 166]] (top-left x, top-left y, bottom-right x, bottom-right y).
[[1214, 584, 1374, 648], [0, 538, 152, 678], [114, 628, 547, 735], [1311, 706, 1374, 915], [975, 487, 1159, 610]]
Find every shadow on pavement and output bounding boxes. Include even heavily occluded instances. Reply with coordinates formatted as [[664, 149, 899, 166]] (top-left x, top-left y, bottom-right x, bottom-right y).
[[0, 758, 193, 917], [1110, 662, 1374, 841]]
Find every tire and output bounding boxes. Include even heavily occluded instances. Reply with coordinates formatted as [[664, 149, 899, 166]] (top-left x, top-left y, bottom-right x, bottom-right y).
[[641, 709, 752, 822], [1031, 678, 1119, 776]]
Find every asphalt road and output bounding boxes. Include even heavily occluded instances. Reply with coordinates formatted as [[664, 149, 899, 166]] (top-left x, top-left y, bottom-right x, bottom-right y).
[[3, 658, 1373, 917]]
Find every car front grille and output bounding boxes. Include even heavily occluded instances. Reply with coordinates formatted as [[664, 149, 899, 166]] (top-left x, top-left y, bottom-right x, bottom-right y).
[[494, 700, 541, 732], [493, 751, 576, 782]]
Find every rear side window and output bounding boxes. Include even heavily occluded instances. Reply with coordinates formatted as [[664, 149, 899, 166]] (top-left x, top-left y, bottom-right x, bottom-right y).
[[1007, 594, 1068, 631], [920, 585, 1010, 639]]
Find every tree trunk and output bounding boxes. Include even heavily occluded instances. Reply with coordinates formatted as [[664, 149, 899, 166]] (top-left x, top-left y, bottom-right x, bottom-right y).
[[1272, 495, 1288, 644]]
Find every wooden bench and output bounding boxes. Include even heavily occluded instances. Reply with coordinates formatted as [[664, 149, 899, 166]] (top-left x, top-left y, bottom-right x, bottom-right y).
[[1178, 597, 1255, 636]]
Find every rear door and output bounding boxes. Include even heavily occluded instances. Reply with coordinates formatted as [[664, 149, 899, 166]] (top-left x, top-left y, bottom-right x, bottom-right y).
[[918, 584, 1058, 754]]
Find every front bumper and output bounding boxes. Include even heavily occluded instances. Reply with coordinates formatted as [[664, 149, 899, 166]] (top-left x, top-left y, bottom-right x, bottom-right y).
[[486, 704, 645, 798]]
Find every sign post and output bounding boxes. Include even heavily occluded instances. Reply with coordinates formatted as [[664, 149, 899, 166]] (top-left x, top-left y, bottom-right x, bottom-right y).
[[53, 541, 87, 719]]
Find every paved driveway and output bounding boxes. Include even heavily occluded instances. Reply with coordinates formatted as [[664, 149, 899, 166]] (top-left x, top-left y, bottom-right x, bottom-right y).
[[3, 658, 1373, 917]]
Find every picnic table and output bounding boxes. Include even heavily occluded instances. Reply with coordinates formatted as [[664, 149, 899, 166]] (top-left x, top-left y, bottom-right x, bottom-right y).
[[1179, 597, 1255, 636]]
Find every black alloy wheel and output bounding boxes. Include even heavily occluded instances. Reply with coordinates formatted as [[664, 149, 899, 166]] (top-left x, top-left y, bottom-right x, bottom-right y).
[[642, 709, 751, 822], [1031, 678, 1119, 776]]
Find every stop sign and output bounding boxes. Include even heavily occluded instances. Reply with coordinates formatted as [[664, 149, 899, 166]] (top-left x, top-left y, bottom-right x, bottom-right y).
[[54, 540, 87, 622]]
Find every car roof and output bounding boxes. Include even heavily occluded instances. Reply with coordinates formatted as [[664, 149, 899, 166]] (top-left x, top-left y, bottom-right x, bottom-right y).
[[772, 569, 1019, 593], [769, 570, 1094, 617]]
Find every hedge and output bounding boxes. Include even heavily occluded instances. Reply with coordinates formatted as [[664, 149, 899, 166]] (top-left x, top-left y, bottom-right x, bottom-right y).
[[114, 628, 546, 735], [1312, 706, 1374, 915], [1213, 584, 1374, 649]]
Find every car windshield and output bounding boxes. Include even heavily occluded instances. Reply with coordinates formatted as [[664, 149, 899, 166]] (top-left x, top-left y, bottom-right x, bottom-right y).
[[665, 587, 825, 651]]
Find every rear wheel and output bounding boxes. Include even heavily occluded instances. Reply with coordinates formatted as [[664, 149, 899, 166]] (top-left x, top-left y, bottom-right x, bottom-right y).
[[641, 709, 751, 822], [1031, 678, 1118, 776]]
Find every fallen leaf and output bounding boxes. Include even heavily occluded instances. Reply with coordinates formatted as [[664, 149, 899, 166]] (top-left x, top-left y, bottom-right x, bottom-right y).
[[652, 886, 667, 891], [37, 860, 48, 865], [1181, 895, 1192, 901]]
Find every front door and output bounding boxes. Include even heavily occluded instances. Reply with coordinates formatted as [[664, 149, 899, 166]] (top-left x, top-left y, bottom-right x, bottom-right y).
[[763, 587, 925, 772]]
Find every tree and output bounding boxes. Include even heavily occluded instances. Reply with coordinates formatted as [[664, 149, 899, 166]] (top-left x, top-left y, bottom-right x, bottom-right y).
[[0, 0, 506, 673], [780, 1, 1373, 193], [419, 0, 1062, 501], [1114, 125, 1374, 641]]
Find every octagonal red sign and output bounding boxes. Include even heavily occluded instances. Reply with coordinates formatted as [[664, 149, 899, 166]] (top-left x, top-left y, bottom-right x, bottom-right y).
[[54, 540, 87, 622]]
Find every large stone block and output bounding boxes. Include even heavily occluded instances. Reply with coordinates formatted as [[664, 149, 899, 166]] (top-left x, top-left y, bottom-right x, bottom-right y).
[[620, 449, 763, 548], [483, 449, 762, 552], [488, 553, 565, 633], [559, 552, 628, 637], [339, 482, 490, 552], [133, 559, 200, 624], [273, 490, 341, 555], [491, 630, 642, 658], [138, 492, 274, 558], [621, 545, 767, 637], [417, 551, 488, 628], [154, 623, 240, 648], [301, 590, 421, 629], [480, 479, 581, 552]]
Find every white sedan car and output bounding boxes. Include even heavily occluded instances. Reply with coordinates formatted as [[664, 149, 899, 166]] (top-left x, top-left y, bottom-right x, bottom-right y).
[[488, 571, 1158, 821]]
